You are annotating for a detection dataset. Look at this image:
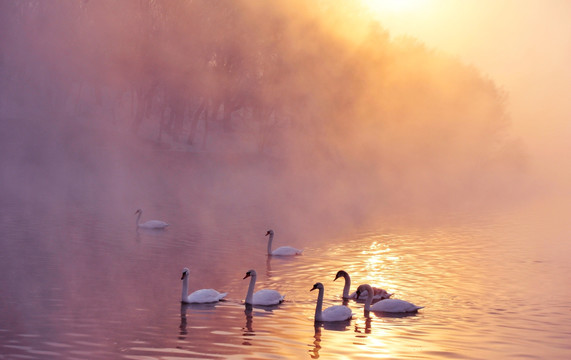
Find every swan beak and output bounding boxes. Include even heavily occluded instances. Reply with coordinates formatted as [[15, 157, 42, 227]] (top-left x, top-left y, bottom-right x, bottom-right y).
[[310, 284, 318, 291], [181, 272, 186, 280], [355, 290, 361, 298], [243, 273, 251, 279], [334, 275, 340, 281], [265, 231, 270, 236]]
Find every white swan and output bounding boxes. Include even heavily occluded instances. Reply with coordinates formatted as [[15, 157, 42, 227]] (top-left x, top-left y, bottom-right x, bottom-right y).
[[265, 230, 302, 256], [243, 269, 285, 306], [311, 282, 353, 322], [135, 209, 168, 229], [181, 268, 227, 303], [356, 284, 423, 313], [334, 270, 392, 301]]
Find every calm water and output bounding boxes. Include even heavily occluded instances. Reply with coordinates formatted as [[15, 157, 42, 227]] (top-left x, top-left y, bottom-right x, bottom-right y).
[[1, 195, 570, 359]]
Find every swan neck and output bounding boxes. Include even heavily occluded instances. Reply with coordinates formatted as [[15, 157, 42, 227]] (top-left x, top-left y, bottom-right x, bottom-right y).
[[342, 273, 351, 298], [364, 285, 373, 311], [181, 275, 189, 302], [314, 287, 324, 321], [267, 233, 273, 255], [245, 274, 257, 304]]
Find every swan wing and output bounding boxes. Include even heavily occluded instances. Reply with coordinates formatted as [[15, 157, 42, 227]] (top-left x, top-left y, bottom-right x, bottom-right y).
[[351, 287, 392, 301], [185, 289, 227, 303], [321, 305, 353, 322], [371, 298, 423, 313], [372, 287, 393, 300], [252, 289, 285, 305], [271, 246, 303, 256]]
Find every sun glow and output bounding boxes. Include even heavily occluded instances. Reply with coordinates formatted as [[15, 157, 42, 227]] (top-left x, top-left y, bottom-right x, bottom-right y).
[[362, 0, 430, 14]]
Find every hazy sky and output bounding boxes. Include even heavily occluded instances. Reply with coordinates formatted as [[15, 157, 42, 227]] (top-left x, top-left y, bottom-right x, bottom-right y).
[[364, 0, 571, 163]]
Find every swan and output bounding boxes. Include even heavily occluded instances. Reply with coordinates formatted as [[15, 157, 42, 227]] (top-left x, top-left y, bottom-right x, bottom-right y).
[[356, 284, 423, 313], [135, 209, 168, 229], [334, 270, 392, 301], [243, 269, 285, 306], [265, 229, 302, 256], [180, 268, 227, 303], [311, 282, 353, 322]]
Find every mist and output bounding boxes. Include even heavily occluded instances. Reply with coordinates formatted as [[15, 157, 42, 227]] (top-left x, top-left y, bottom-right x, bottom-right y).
[[369, 0, 571, 200], [0, 0, 529, 236]]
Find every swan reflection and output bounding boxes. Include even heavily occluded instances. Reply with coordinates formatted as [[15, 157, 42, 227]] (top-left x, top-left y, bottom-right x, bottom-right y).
[[310, 320, 351, 358], [135, 226, 168, 242], [179, 302, 220, 340], [179, 304, 188, 339], [369, 309, 421, 318], [266, 256, 272, 277], [242, 304, 254, 346], [265, 254, 301, 278], [241, 303, 282, 346], [314, 319, 352, 331], [354, 316, 372, 336], [310, 324, 322, 359]]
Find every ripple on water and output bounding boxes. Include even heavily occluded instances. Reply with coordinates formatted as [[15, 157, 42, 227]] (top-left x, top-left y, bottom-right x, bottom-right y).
[[2, 204, 571, 359]]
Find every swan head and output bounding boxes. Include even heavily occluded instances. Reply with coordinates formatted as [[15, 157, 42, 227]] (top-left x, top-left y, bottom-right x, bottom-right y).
[[355, 284, 371, 299], [243, 269, 257, 279], [334, 270, 348, 281], [181, 268, 190, 280], [310, 282, 324, 292], [265, 230, 274, 236]]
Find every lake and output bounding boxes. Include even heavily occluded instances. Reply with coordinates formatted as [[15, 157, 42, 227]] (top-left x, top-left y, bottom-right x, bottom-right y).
[[1, 183, 570, 359]]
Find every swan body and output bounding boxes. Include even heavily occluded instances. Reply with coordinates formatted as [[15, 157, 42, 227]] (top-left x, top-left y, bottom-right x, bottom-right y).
[[266, 229, 302, 256], [311, 282, 353, 322], [181, 268, 227, 303], [243, 269, 285, 306], [357, 284, 423, 313], [135, 209, 168, 229], [334, 270, 392, 301]]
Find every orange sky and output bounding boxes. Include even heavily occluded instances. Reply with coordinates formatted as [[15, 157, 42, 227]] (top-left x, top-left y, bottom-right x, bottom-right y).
[[364, 0, 571, 186]]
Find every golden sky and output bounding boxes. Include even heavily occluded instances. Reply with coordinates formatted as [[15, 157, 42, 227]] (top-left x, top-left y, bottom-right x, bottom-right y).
[[363, 0, 571, 182]]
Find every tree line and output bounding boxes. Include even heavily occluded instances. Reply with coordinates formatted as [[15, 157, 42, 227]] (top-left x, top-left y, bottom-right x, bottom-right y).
[[0, 0, 523, 191]]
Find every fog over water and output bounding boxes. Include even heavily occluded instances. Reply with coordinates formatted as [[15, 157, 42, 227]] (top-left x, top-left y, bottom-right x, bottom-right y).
[[1, 1, 570, 359]]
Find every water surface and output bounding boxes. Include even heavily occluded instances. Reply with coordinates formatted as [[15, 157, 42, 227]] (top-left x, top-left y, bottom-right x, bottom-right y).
[[1, 194, 570, 359]]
